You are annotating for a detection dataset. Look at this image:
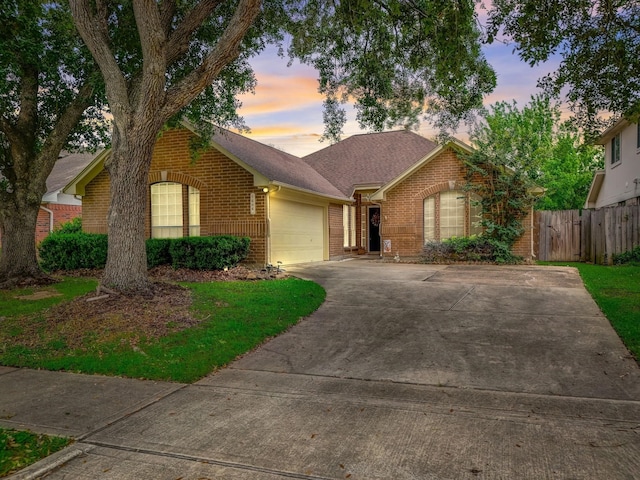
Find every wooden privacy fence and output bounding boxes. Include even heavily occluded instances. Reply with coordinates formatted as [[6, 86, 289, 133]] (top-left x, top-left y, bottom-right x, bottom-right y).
[[537, 205, 640, 264]]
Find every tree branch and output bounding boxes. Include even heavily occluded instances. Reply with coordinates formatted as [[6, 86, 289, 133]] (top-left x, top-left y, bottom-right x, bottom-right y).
[[165, 0, 223, 67], [160, 0, 261, 120], [70, 0, 130, 121], [132, 0, 167, 115]]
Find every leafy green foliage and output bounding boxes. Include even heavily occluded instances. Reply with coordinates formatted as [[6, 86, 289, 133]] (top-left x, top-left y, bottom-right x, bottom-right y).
[[465, 96, 602, 247], [487, 0, 640, 133], [146, 238, 173, 269], [0, 278, 325, 383], [422, 236, 520, 264], [51, 217, 83, 235], [39, 233, 108, 271], [170, 236, 251, 270], [613, 246, 640, 266], [0, 428, 71, 477], [288, 0, 496, 139]]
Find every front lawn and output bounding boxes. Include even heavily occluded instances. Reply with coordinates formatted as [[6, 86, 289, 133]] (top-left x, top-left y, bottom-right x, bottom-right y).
[[541, 262, 640, 360], [0, 276, 325, 383]]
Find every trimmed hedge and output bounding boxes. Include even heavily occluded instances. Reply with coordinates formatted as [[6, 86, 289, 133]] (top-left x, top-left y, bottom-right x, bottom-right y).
[[39, 233, 251, 271], [170, 236, 250, 270], [39, 233, 108, 271]]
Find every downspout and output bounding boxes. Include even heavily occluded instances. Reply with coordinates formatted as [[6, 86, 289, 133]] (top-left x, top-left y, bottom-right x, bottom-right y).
[[264, 189, 271, 267], [40, 205, 54, 235]]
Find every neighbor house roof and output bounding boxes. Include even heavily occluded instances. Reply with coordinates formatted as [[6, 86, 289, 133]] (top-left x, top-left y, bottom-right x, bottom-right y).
[[64, 124, 350, 202], [303, 130, 438, 196], [594, 118, 630, 145], [42, 150, 97, 203]]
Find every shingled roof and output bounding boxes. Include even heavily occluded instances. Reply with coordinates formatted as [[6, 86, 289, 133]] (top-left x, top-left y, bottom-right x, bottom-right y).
[[44, 151, 97, 200], [303, 130, 438, 196], [210, 127, 348, 200]]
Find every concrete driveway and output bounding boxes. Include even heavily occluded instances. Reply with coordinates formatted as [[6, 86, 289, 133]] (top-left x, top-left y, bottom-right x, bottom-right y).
[[6, 262, 640, 479]]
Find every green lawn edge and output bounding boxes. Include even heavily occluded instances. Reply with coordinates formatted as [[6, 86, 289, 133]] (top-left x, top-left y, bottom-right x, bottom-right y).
[[539, 262, 640, 361]]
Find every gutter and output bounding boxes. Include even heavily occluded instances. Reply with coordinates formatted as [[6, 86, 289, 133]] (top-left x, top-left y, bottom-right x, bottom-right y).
[[40, 205, 54, 235]]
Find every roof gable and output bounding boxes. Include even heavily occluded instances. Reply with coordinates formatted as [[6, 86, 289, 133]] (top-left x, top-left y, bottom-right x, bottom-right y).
[[303, 130, 438, 196]]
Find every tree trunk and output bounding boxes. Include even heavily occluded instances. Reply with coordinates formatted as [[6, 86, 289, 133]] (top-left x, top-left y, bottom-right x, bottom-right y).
[[0, 199, 53, 288], [100, 125, 156, 295]]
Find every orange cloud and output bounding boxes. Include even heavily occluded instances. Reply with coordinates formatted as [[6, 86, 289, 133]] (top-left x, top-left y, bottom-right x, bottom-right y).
[[238, 74, 323, 116]]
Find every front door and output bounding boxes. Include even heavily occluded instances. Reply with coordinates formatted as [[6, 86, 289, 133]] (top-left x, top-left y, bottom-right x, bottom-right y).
[[368, 206, 381, 252]]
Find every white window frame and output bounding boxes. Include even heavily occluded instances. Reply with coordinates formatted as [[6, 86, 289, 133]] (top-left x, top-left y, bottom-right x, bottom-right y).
[[611, 134, 621, 166], [151, 182, 183, 238]]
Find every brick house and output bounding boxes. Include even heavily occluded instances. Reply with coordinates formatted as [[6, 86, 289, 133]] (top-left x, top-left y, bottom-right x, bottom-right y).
[[305, 131, 535, 260], [64, 125, 351, 266], [65, 126, 535, 267]]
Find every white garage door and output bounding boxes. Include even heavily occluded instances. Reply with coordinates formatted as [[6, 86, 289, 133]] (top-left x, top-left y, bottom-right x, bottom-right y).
[[270, 198, 324, 265]]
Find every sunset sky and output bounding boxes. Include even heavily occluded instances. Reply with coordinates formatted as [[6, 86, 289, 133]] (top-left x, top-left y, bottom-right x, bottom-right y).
[[235, 23, 561, 157]]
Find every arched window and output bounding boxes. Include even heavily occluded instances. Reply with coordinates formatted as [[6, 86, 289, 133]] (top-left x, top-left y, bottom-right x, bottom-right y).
[[423, 190, 483, 243], [150, 182, 200, 238]]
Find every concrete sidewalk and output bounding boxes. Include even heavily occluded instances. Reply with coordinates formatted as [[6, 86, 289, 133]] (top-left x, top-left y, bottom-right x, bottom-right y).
[[2, 263, 640, 479]]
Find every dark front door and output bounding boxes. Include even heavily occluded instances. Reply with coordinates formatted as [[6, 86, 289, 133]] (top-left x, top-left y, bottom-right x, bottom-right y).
[[369, 206, 381, 252]]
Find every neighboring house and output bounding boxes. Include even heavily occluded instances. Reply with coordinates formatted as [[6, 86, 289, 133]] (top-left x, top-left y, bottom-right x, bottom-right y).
[[305, 130, 534, 260], [585, 119, 640, 208], [64, 125, 351, 266], [1, 151, 95, 245], [65, 125, 535, 266]]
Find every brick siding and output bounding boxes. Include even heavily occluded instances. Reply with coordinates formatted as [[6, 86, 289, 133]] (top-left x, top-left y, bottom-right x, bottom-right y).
[[36, 204, 82, 244], [82, 128, 269, 265], [373, 147, 534, 260]]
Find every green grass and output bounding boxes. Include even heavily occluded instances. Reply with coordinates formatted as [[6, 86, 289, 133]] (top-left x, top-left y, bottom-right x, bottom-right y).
[[540, 262, 640, 360], [0, 428, 71, 477], [0, 278, 325, 383], [0, 277, 98, 318]]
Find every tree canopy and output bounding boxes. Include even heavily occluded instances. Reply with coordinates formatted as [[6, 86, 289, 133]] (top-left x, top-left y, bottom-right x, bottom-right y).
[[0, 0, 107, 287], [487, 0, 640, 134]]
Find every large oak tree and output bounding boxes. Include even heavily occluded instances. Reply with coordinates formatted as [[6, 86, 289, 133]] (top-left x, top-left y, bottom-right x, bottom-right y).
[[0, 1, 107, 288], [487, 0, 640, 133], [70, 0, 496, 293]]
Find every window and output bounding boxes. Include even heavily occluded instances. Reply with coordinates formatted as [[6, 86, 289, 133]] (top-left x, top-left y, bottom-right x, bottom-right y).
[[151, 182, 183, 238], [611, 134, 621, 165], [189, 186, 200, 237], [423, 190, 483, 243], [423, 196, 435, 241], [151, 182, 200, 238], [343, 205, 356, 247], [440, 191, 465, 239]]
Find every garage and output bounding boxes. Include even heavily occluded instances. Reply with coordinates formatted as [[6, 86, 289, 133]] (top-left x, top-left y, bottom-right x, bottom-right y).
[[270, 197, 325, 265]]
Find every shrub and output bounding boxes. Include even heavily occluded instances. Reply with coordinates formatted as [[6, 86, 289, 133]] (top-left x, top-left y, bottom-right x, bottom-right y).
[[613, 246, 640, 265], [170, 236, 250, 270], [146, 238, 173, 268], [51, 217, 83, 235], [39, 233, 108, 271], [422, 236, 520, 264], [39, 234, 251, 271]]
